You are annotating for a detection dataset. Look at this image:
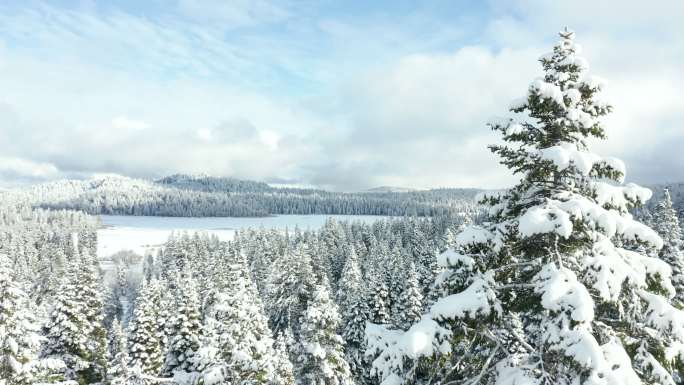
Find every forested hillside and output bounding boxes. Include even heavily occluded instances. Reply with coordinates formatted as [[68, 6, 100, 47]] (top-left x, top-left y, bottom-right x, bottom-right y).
[[7, 174, 479, 218]]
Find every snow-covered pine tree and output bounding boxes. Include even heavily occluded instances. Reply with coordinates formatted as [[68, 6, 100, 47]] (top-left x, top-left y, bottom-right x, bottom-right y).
[[43, 253, 107, 384], [265, 243, 315, 334], [107, 319, 130, 385], [369, 28, 684, 385], [406, 225, 438, 296], [0, 260, 59, 385], [143, 253, 156, 282], [110, 262, 129, 323], [156, 278, 176, 354], [320, 219, 346, 286], [395, 262, 423, 331], [653, 188, 684, 305], [273, 330, 296, 385], [387, 245, 407, 328], [294, 280, 353, 385], [204, 254, 294, 385], [653, 189, 682, 248], [366, 261, 391, 325], [338, 246, 372, 384], [163, 276, 203, 376], [127, 280, 164, 376], [336, 245, 362, 308], [77, 250, 109, 381], [248, 233, 279, 297]]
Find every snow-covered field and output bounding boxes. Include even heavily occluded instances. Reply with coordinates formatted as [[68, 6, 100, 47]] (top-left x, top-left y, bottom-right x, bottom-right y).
[[97, 214, 388, 259]]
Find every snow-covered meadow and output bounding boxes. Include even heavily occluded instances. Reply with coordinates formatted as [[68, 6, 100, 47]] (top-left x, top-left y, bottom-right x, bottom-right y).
[[97, 214, 389, 259]]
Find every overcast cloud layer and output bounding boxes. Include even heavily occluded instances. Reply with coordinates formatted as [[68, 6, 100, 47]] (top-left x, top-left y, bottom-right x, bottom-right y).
[[0, 0, 682, 190]]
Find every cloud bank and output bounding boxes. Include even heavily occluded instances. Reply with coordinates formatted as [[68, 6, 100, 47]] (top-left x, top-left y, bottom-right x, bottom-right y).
[[0, 0, 681, 190]]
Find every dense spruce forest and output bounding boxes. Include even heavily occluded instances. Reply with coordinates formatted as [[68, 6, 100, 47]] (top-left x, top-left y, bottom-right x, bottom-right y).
[[9, 174, 480, 218], [2, 29, 684, 385], [0, 195, 472, 384]]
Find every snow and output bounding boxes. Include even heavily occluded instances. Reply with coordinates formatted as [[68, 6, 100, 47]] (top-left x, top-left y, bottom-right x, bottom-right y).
[[200, 366, 225, 385], [559, 329, 604, 370], [455, 226, 494, 247], [436, 249, 474, 268], [564, 88, 581, 106], [494, 361, 540, 385], [530, 78, 565, 107], [430, 272, 500, 320], [506, 123, 524, 135], [508, 97, 528, 111], [538, 143, 600, 175], [380, 374, 404, 385], [566, 107, 595, 128], [518, 206, 572, 238], [580, 74, 606, 90], [558, 54, 588, 70], [97, 214, 388, 259], [535, 264, 594, 323], [398, 319, 450, 358], [592, 182, 651, 208], [600, 157, 626, 178], [304, 342, 326, 358], [551, 194, 663, 249], [585, 239, 645, 301], [638, 290, 684, 342], [536, 144, 626, 181], [600, 339, 643, 385]]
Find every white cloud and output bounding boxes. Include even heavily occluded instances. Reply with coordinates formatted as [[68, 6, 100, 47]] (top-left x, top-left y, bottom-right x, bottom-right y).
[[112, 116, 149, 131], [0, 156, 60, 180], [0, 1, 681, 190], [176, 0, 290, 27]]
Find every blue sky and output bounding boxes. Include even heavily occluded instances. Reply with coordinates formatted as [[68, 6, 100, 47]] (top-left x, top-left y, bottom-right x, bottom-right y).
[[0, 0, 682, 190]]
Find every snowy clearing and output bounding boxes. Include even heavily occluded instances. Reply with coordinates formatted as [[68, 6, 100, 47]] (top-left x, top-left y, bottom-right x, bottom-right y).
[[97, 214, 389, 259]]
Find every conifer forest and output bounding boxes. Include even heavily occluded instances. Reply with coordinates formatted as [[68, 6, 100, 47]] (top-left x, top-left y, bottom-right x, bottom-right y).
[[1, 8, 684, 385]]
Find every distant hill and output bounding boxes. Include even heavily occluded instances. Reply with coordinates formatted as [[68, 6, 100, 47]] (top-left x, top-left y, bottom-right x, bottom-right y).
[[364, 186, 421, 193], [9, 173, 481, 218], [7, 172, 683, 221], [156, 173, 273, 193]]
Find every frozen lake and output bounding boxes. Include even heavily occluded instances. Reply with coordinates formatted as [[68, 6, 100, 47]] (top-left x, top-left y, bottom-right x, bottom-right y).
[[97, 214, 388, 259]]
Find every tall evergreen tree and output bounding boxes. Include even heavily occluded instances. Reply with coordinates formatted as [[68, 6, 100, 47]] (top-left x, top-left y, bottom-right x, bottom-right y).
[[204, 253, 294, 385], [265, 243, 315, 334], [369, 28, 684, 385], [366, 263, 391, 325], [248, 234, 279, 297], [273, 330, 296, 385], [163, 276, 203, 376], [0, 261, 58, 384], [395, 262, 424, 331], [387, 246, 407, 328], [43, 254, 107, 384], [653, 188, 684, 305], [294, 281, 353, 385], [107, 319, 130, 385], [78, 251, 109, 380], [336, 245, 362, 307], [338, 248, 372, 384], [406, 225, 438, 296], [127, 280, 164, 376]]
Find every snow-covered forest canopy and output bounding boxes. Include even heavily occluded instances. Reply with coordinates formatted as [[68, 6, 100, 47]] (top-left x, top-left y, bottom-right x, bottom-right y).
[[4, 174, 480, 218], [2, 28, 684, 385]]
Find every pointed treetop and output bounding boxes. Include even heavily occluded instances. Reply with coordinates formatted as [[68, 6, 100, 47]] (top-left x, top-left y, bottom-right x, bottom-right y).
[[559, 26, 575, 40]]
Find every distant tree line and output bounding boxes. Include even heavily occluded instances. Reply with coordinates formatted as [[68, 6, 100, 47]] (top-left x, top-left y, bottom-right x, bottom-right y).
[[13, 173, 480, 218]]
